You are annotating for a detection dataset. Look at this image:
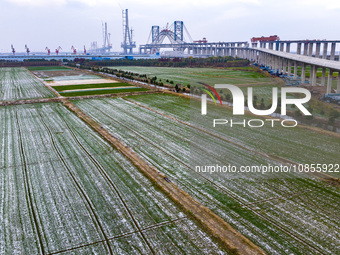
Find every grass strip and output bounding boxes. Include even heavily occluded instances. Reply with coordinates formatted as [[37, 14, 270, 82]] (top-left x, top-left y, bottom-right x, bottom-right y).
[[26, 66, 70, 71], [53, 82, 130, 92]]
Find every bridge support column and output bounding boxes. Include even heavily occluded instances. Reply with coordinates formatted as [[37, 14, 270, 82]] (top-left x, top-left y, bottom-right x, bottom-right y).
[[308, 43, 313, 56], [310, 65, 317, 86], [269, 42, 273, 50], [303, 43, 308, 55], [301, 63, 306, 83], [288, 60, 292, 76], [286, 43, 291, 53], [297, 43, 302, 55], [337, 73, 340, 93], [274, 56, 279, 72], [321, 68, 326, 86], [282, 58, 287, 74], [219, 47, 223, 57], [294, 61, 297, 78], [279, 43, 284, 51], [330, 42, 336, 60], [327, 70, 333, 94], [315, 43, 321, 58], [323, 43, 328, 59]]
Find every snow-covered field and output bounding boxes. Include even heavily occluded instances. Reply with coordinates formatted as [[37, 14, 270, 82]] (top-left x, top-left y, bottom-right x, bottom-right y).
[[74, 95, 340, 254], [0, 103, 227, 254], [0, 68, 55, 101]]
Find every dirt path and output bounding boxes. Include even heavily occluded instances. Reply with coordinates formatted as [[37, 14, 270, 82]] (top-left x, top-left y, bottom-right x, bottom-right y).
[[61, 98, 266, 255]]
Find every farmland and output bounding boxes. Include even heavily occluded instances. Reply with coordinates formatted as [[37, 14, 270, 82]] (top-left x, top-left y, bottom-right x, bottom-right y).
[[27, 66, 148, 97], [0, 102, 227, 254], [106, 66, 286, 106], [108, 66, 271, 86], [74, 95, 340, 254], [1, 65, 340, 255], [0, 67, 55, 101], [127, 93, 340, 173]]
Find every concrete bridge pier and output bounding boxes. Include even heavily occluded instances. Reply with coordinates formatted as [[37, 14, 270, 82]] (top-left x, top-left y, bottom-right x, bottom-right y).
[[280, 43, 284, 51], [202, 46, 207, 55], [310, 65, 317, 86], [315, 42, 321, 58], [337, 74, 340, 93], [269, 42, 274, 50], [327, 70, 333, 94], [321, 68, 326, 86], [308, 43, 314, 57], [323, 43, 328, 59], [301, 63, 306, 83], [294, 61, 298, 78], [297, 43, 302, 55], [286, 43, 291, 53], [218, 47, 223, 57], [275, 56, 280, 72], [288, 60, 292, 76], [226, 48, 231, 57], [330, 42, 336, 60], [282, 58, 287, 74], [303, 43, 308, 56]]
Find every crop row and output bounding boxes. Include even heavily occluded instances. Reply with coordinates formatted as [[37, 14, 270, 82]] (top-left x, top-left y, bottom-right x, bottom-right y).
[[0, 102, 226, 255], [74, 96, 340, 254], [129, 94, 340, 176], [0, 67, 55, 101]]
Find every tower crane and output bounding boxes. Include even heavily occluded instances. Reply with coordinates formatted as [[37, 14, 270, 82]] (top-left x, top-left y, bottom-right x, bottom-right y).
[[11, 45, 15, 55], [25, 44, 30, 55], [71, 46, 77, 54], [55, 46, 62, 55], [45, 47, 51, 55]]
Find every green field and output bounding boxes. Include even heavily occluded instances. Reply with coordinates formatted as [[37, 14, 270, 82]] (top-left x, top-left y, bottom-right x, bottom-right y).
[[107, 66, 286, 106], [26, 66, 70, 71], [74, 95, 340, 254], [52, 82, 131, 92], [109, 66, 273, 86]]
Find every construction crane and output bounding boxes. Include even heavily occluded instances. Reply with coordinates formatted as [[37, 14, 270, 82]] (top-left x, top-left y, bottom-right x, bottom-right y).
[[71, 46, 77, 54], [251, 35, 280, 42], [25, 44, 30, 55], [55, 46, 62, 55], [11, 45, 15, 55], [121, 9, 136, 54], [45, 47, 51, 55], [193, 37, 208, 43], [84, 45, 87, 55]]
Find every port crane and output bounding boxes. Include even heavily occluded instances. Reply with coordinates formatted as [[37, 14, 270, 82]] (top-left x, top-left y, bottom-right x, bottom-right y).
[[11, 45, 15, 55], [55, 46, 62, 55], [71, 46, 77, 54], [45, 47, 51, 55], [25, 44, 30, 55]]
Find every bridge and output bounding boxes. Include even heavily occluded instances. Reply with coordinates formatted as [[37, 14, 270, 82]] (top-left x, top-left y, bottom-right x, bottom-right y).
[[243, 40, 340, 94], [141, 32, 340, 94]]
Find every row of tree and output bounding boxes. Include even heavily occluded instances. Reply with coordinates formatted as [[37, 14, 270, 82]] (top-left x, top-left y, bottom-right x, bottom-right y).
[[71, 56, 250, 68]]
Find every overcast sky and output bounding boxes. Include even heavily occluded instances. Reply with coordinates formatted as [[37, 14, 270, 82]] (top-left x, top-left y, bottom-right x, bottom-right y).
[[0, 0, 339, 53]]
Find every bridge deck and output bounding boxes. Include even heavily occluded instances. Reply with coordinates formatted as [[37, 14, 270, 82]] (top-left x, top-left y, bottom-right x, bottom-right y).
[[257, 48, 340, 71]]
